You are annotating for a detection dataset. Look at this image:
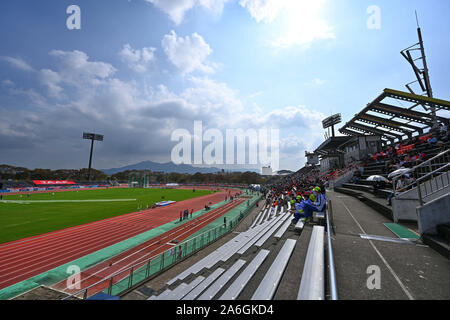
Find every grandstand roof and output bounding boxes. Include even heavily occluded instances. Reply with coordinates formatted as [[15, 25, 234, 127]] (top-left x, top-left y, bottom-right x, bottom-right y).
[[314, 136, 352, 157], [339, 88, 450, 144]]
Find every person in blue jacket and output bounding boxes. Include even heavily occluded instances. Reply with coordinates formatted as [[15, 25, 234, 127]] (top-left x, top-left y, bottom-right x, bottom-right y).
[[312, 186, 327, 212], [292, 194, 316, 224], [302, 193, 317, 222]]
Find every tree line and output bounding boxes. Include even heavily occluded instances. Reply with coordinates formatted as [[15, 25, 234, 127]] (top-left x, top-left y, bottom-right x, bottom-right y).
[[0, 165, 267, 184]]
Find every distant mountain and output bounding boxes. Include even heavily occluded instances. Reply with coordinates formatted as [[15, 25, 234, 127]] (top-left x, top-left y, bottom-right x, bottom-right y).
[[101, 161, 259, 175]]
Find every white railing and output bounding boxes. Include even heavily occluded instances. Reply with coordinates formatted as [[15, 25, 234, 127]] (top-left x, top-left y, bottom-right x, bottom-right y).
[[393, 149, 450, 205]]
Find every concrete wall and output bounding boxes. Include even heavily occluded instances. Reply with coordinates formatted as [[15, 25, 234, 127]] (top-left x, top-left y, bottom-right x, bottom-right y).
[[329, 169, 357, 189], [417, 193, 450, 236]]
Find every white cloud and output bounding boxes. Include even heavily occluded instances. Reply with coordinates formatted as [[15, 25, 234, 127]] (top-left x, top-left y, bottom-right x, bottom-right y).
[[280, 134, 306, 155], [2, 79, 15, 87], [0, 56, 34, 72], [1, 49, 323, 171], [39, 69, 63, 98], [162, 30, 215, 75], [239, 0, 281, 23], [146, 0, 229, 25], [119, 44, 157, 73], [239, 0, 335, 48], [312, 78, 325, 86], [249, 91, 263, 98], [48, 50, 116, 85], [235, 104, 325, 130]]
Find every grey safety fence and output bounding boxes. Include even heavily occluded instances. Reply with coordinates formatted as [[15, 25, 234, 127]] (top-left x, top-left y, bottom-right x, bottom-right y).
[[61, 192, 261, 300]]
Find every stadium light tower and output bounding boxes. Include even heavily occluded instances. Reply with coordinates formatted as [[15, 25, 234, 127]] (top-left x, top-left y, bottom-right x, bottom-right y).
[[83, 132, 104, 181], [400, 12, 436, 126], [322, 113, 342, 138]]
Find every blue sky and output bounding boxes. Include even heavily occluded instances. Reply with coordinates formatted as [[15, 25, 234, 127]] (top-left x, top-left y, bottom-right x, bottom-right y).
[[0, 0, 449, 172]]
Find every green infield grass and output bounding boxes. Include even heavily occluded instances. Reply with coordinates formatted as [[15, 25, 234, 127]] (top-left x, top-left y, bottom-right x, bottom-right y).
[[0, 188, 214, 244]]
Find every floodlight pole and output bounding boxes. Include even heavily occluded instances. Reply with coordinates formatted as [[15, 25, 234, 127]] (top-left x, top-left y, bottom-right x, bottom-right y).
[[402, 12, 436, 128], [87, 138, 95, 181], [417, 26, 436, 127], [83, 132, 104, 182]]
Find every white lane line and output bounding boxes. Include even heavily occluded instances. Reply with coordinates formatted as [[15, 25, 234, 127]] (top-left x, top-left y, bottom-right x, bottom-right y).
[[60, 200, 244, 289], [338, 198, 415, 300]]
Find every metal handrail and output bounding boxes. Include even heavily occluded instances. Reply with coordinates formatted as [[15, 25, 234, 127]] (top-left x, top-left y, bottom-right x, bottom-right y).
[[393, 148, 450, 193], [413, 163, 450, 185], [61, 194, 261, 300], [326, 201, 338, 300]]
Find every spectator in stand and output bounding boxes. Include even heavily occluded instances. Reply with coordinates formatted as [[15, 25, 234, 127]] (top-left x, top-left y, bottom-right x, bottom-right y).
[[387, 175, 408, 206], [312, 187, 327, 213], [427, 136, 438, 146], [292, 194, 314, 224], [438, 122, 449, 142], [403, 153, 413, 168]]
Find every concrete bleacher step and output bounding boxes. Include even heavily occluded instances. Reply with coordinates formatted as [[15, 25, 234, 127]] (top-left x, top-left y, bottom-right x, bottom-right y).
[[213, 212, 286, 265], [334, 187, 393, 220], [275, 218, 294, 240], [150, 288, 172, 300], [358, 180, 378, 186], [254, 210, 290, 248], [151, 275, 207, 300], [173, 276, 206, 300], [182, 268, 225, 300], [422, 233, 450, 260], [250, 209, 265, 228], [166, 226, 258, 285], [436, 223, 450, 242], [237, 211, 291, 255], [297, 226, 325, 300], [219, 250, 270, 300], [260, 208, 271, 223], [197, 259, 247, 300], [294, 220, 304, 232], [167, 211, 285, 287], [251, 239, 297, 300], [343, 183, 374, 193], [343, 183, 392, 200]]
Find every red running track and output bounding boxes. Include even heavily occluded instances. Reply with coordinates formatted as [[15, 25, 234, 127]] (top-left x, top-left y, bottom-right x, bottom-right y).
[[52, 198, 246, 297], [0, 188, 238, 290]]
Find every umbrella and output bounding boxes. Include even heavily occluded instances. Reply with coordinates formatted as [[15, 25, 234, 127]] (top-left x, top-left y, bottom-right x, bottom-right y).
[[388, 168, 411, 179], [367, 175, 389, 182]]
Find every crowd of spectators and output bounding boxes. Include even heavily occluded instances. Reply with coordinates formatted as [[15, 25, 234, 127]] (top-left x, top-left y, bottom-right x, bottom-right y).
[[261, 121, 449, 212], [363, 122, 449, 170], [262, 170, 328, 225]]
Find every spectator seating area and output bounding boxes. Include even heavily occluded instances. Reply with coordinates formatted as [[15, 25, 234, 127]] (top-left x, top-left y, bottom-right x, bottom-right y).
[[335, 129, 450, 220], [147, 202, 328, 300], [0, 181, 34, 189], [0, 180, 114, 193]]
